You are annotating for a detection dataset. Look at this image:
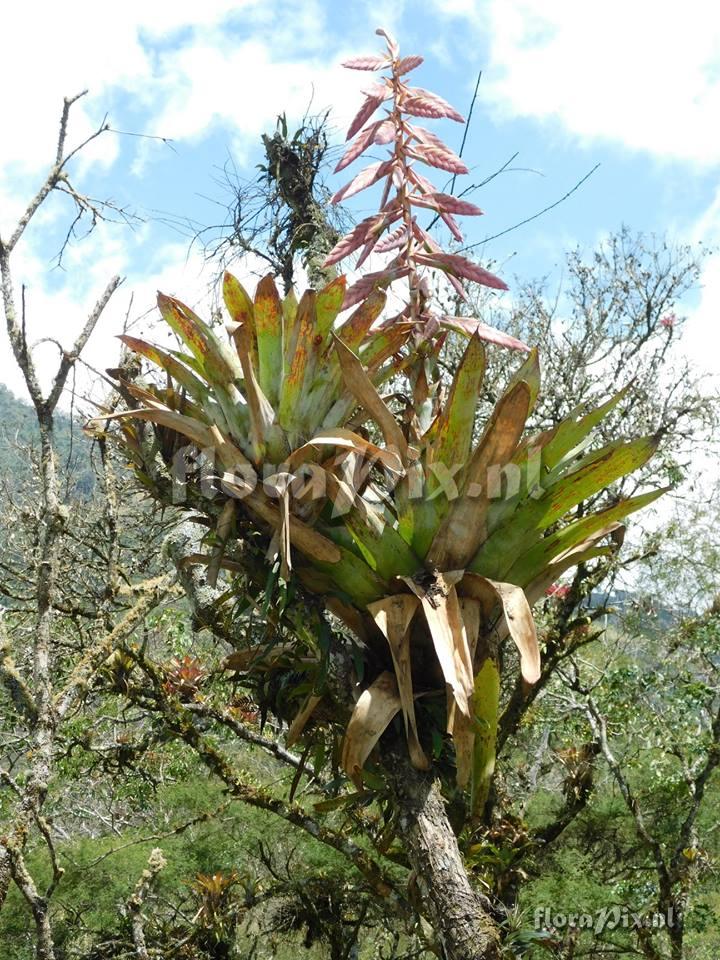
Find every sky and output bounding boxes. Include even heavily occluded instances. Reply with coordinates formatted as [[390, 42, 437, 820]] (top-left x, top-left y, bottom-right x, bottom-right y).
[[1, 0, 719, 409]]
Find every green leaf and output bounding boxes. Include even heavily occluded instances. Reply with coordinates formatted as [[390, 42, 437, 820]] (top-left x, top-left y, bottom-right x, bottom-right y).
[[503, 347, 540, 414], [344, 501, 420, 582], [303, 289, 390, 429], [223, 272, 254, 328], [223, 272, 257, 371], [426, 335, 486, 469], [315, 275, 347, 342], [313, 538, 389, 606], [470, 657, 500, 819], [281, 287, 299, 370], [157, 293, 240, 386], [118, 335, 209, 404], [232, 322, 285, 464], [427, 381, 531, 569], [472, 436, 659, 579], [525, 544, 614, 606], [332, 336, 411, 462], [253, 274, 284, 408], [409, 336, 486, 557], [541, 384, 631, 471], [506, 487, 667, 586], [278, 289, 316, 438], [335, 288, 386, 351], [358, 322, 413, 373]]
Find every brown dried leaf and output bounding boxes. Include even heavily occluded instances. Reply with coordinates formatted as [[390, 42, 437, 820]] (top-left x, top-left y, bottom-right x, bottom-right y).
[[207, 498, 236, 588], [219, 476, 342, 564], [401, 573, 474, 719], [286, 427, 403, 475], [461, 574, 540, 684], [287, 694, 323, 746], [342, 672, 402, 787], [368, 595, 428, 770], [332, 336, 412, 466], [94, 407, 215, 450]]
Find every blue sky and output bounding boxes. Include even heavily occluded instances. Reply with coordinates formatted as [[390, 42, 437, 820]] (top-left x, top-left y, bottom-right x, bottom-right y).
[[1, 0, 719, 403]]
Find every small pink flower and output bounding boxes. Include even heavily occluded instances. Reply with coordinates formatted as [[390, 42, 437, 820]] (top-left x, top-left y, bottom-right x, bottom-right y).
[[660, 313, 677, 329], [545, 583, 571, 598]]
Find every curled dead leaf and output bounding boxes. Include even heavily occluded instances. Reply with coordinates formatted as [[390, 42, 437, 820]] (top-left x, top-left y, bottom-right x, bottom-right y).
[[341, 672, 402, 788]]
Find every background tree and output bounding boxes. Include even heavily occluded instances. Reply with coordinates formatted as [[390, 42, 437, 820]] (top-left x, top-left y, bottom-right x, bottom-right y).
[[0, 93, 178, 960]]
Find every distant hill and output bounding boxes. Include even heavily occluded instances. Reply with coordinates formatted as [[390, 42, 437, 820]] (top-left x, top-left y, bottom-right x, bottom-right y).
[[0, 383, 94, 496]]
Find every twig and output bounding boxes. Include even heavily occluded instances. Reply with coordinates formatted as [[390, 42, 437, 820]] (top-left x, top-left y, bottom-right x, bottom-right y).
[[75, 801, 232, 870], [46, 275, 122, 412], [56, 91, 88, 165], [107, 127, 177, 153], [450, 68, 482, 194], [54, 574, 179, 719], [463, 163, 601, 251]]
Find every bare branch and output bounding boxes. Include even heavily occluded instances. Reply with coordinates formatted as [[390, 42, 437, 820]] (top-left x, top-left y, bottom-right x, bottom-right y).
[[463, 163, 601, 251], [45, 275, 122, 413], [56, 90, 88, 165]]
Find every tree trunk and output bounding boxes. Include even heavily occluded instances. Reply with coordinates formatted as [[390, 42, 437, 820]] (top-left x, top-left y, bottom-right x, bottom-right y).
[[389, 756, 502, 960]]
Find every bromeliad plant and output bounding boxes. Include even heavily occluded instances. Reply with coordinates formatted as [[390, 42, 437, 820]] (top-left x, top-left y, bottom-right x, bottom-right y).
[[92, 31, 664, 820]]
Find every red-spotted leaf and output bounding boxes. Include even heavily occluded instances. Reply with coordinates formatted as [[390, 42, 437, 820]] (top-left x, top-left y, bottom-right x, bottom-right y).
[[403, 87, 464, 123], [410, 143, 468, 175], [419, 252, 507, 290], [347, 91, 387, 140], [395, 54, 424, 76], [342, 55, 388, 70], [332, 161, 391, 204], [441, 316, 529, 352], [335, 121, 383, 173]]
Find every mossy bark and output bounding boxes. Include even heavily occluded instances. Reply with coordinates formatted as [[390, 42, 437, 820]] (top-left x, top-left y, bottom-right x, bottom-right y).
[[389, 755, 502, 960]]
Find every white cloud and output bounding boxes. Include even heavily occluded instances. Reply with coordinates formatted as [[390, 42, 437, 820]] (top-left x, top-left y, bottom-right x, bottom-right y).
[[682, 188, 720, 379], [0, 0, 375, 229], [437, 0, 720, 166], [140, 37, 368, 167], [0, 1, 380, 404], [0, 225, 227, 407], [424, 0, 720, 384]]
